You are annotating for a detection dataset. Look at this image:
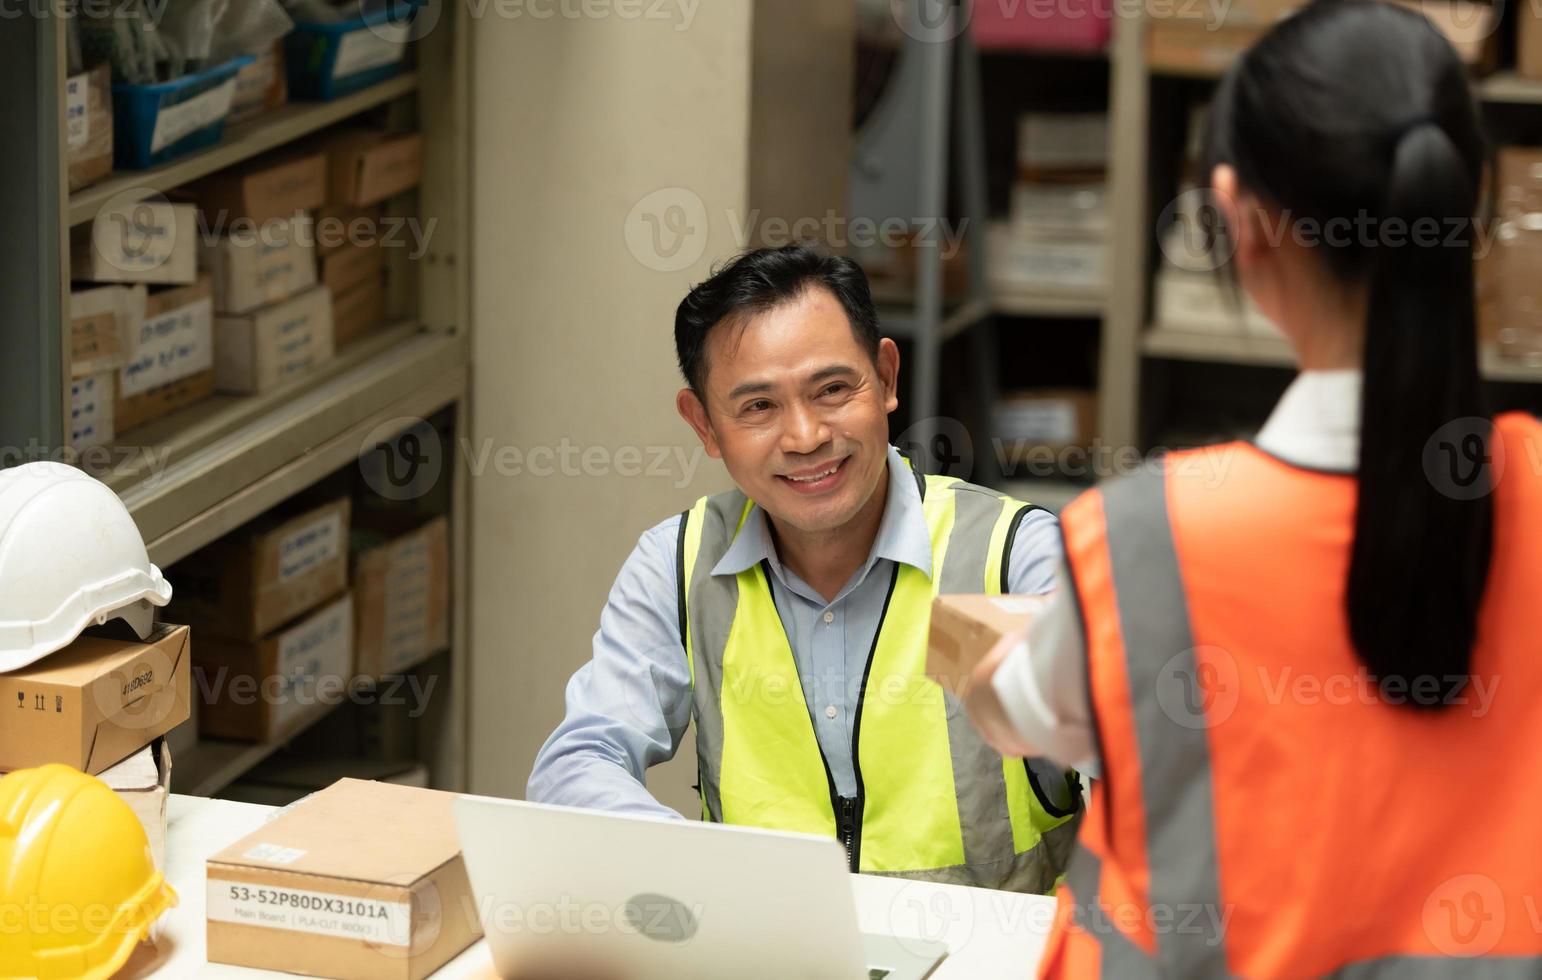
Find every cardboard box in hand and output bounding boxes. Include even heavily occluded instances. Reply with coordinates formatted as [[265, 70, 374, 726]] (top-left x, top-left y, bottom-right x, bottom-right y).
[[927, 594, 1051, 695]]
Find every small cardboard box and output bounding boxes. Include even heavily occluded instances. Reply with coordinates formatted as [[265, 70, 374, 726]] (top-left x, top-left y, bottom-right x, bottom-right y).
[[70, 372, 115, 451], [195, 152, 329, 226], [321, 239, 383, 298], [195, 592, 354, 742], [1017, 112, 1107, 177], [1497, 148, 1542, 222], [72, 201, 198, 285], [202, 214, 319, 314], [100, 738, 172, 871], [115, 275, 216, 433], [927, 595, 1050, 694], [320, 130, 424, 207], [0, 623, 191, 775], [994, 390, 1100, 457], [989, 223, 1106, 292], [353, 516, 450, 677], [215, 284, 335, 394], [332, 279, 386, 347], [228, 42, 287, 125], [70, 283, 145, 377], [1145, 21, 1263, 77], [171, 497, 351, 639], [1524, 5, 1542, 79], [65, 63, 113, 192], [205, 778, 482, 980], [313, 204, 382, 257]]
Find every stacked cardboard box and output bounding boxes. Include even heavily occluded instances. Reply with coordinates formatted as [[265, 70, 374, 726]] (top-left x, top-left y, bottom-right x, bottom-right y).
[[306, 128, 422, 346], [1490, 148, 1542, 363], [991, 113, 1108, 296], [64, 63, 113, 192], [351, 514, 450, 678], [170, 498, 355, 742], [67, 284, 143, 450], [194, 152, 337, 393]]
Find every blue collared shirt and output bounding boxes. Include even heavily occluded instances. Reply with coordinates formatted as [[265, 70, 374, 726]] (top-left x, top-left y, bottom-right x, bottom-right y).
[[528, 446, 1063, 820]]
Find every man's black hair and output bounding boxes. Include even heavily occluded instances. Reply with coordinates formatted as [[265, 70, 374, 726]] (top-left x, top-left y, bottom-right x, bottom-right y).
[[673, 243, 881, 395]]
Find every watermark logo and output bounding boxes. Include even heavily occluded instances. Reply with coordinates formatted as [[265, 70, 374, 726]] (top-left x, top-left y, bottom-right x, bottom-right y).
[[1424, 417, 1505, 502], [893, 0, 970, 43], [1156, 187, 1234, 272], [366, 0, 444, 43], [885, 878, 977, 957], [1154, 646, 1240, 730], [360, 418, 445, 501], [896, 416, 974, 479], [1424, 874, 1506, 957], [625, 187, 709, 273]]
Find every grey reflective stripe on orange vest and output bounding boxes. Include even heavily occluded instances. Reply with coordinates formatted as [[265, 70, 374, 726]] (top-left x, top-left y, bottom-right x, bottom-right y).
[[1099, 469, 1231, 978], [1064, 843, 1160, 978]]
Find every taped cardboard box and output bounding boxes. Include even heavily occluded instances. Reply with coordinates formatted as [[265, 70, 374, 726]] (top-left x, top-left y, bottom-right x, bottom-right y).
[[170, 496, 351, 639], [202, 213, 318, 314], [318, 130, 424, 207], [70, 283, 144, 377], [72, 201, 198, 285], [206, 778, 482, 980], [927, 595, 1050, 694], [194, 151, 328, 226], [100, 738, 171, 871], [0, 623, 190, 775], [332, 278, 386, 347], [195, 592, 354, 742], [215, 284, 335, 394], [70, 372, 115, 451], [114, 275, 216, 433], [353, 515, 449, 677], [65, 63, 112, 192]]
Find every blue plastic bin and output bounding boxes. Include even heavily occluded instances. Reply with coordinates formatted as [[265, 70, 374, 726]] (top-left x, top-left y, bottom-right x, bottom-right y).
[[285, 4, 423, 101], [111, 56, 254, 170]]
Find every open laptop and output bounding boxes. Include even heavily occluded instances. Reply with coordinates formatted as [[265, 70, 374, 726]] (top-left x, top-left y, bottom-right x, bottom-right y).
[[453, 795, 949, 980]]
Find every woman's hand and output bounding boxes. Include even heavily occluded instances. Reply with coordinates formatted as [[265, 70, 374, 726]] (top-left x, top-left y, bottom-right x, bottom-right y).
[[963, 627, 1039, 759]]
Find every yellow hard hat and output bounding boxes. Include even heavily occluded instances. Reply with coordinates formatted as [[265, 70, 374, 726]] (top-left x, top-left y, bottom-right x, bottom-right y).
[[0, 764, 177, 979]]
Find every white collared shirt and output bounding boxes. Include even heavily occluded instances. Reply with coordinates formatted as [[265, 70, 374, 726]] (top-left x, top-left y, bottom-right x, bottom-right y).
[[991, 371, 1364, 775]]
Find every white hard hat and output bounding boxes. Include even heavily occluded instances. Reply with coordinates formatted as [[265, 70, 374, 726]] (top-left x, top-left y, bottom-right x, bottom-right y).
[[0, 463, 172, 673]]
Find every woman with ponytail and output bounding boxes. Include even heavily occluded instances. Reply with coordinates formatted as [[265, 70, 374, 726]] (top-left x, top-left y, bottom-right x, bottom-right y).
[[963, 2, 1542, 975]]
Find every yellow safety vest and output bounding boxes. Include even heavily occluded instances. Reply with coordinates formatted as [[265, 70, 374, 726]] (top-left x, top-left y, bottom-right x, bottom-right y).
[[676, 468, 1082, 892]]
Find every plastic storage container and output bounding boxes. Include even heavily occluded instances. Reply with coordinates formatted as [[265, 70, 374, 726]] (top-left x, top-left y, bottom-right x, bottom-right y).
[[285, 5, 420, 101], [111, 56, 254, 170]]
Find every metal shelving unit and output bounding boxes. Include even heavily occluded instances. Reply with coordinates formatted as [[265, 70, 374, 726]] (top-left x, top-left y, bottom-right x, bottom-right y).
[[1100, 14, 1542, 451], [12, 13, 473, 797]]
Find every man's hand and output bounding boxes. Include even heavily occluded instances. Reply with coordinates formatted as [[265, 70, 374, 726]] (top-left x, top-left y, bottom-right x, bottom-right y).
[[963, 627, 1039, 759]]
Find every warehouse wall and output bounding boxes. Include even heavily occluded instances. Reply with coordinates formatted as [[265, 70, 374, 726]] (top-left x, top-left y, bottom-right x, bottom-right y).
[[468, 4, 751, 813]]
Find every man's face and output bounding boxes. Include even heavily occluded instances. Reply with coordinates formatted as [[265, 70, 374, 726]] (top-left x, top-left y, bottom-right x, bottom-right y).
[[677, 287, 900, 535]]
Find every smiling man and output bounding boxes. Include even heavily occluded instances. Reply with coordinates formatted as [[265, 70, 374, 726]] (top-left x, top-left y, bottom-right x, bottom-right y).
[[528, 244, 1081, 892]]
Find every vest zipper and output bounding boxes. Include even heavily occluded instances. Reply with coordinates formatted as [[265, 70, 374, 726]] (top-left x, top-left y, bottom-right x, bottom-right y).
[[841, 565, 899, 874], [838, 795, 859, 867]]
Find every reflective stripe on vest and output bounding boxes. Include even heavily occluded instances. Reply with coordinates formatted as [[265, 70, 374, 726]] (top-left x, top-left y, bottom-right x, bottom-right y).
[[679, 471, 1081, 891], [1048, 414, 1542, 978]]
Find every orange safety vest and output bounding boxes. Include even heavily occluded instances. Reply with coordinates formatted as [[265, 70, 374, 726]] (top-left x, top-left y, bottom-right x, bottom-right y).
[[1039, 412, 1542, 979]]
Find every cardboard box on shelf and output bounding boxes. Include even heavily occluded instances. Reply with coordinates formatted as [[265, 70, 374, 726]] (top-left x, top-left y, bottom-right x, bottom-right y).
[[1010, 182, 1108, 237], [1492, 218, 1542, 362], [319, 130, 424, 207], [100, 738, 172, 871], [170, 497, 351, 640], [65, 63, 113, 192], [195, 592, 354, 742], [1497, 148, 1542, 221], [994, 390, 1100, 456], [927, 594, 1051, 694], [70, 372, 115, 451], [988, 222, 1106, 293], [0, 623, 190, 775], [228, 42, 287, 125], [1523, 4, 1542, 79], [72, 201, 198, 285], [313, 204, 383, 257], [320, 239, 383, 298], [114, 275, 216, 433], [332, 279, 387, 347], [214, 284, 335, 394], [202, 214, 318, 314], [1017, 113, 1107, 178], [1154, 265, 1280, 338], [206, 778, 482, 980], [194, 152, 328, 226], [1145, 21, 1262, 76], [70, 283, 145, 377], [1148, 0, 1300, 26], [353, 515, 449, 677]]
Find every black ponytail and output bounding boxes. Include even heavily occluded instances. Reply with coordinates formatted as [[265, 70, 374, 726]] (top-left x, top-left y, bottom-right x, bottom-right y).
[[1205, 0, 1493, 707]]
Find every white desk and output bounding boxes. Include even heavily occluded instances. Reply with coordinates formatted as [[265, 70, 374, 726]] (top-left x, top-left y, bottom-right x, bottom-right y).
[[120, 794, 1053, 978]]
